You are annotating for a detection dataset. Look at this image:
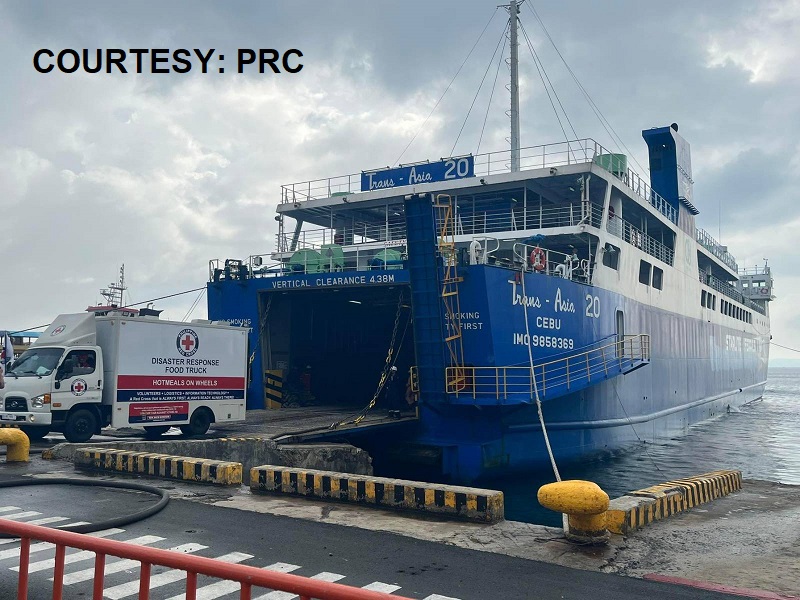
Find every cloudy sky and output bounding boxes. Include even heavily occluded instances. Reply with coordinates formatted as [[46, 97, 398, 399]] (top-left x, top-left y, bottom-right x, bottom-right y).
[[1, 0, 798, 362]]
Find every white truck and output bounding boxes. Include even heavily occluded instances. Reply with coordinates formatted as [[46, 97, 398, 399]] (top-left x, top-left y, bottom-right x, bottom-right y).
[[0, 312, 249, 442]]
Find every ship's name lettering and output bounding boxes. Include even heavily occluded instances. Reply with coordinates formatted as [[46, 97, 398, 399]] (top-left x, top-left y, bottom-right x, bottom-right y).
[[513, 333, 574, 350], [536, 317, 561, 330], [366, 172, 396, 190], [726, 335, 760, 353], [408, 167, 433, 184], [554, 288, 575, 313], [508, 280, 541, 308]]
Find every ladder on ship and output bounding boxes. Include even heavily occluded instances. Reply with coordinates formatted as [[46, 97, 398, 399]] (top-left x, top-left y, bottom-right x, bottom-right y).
[[434, 194, 467, 391]]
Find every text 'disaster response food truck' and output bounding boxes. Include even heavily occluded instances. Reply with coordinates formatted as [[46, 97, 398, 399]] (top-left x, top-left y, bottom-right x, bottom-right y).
[[0, 312, 248, 442]]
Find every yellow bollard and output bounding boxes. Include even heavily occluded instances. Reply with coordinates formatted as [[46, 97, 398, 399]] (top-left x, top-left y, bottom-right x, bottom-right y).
[[0, 428, 31, 462], [538, 480, 610, 544]]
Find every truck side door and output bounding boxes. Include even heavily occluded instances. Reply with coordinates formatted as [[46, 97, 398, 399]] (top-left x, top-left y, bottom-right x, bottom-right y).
[[52, 347, 103, 410]]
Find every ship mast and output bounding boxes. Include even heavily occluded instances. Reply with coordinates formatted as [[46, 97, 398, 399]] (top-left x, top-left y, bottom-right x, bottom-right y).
[[100, 264, 127, 307], [508, 0, 521, 172]]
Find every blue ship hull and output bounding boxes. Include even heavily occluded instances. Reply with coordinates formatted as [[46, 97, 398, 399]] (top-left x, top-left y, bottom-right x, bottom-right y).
[[412, 266, 767, 482], [207, 127, 772, 484], [208, 262, 768, 483]]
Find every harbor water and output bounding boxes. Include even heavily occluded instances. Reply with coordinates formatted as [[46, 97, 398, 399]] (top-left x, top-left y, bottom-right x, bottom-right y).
[[495, 367, 800, 525]]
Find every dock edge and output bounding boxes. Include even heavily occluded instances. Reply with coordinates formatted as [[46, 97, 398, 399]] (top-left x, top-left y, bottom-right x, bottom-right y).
[[250, 465, 504, 523], [606, 469, 742, 534], [74, 447, 243, 486]]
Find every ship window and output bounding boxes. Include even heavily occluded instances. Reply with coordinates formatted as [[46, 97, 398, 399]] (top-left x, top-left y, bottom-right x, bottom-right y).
[[701, 290, 707, 307], [639, 260, 651, 285], [652, 267, 663, 290], [602, 243, 620, 270], [712, 295, 716, 310]]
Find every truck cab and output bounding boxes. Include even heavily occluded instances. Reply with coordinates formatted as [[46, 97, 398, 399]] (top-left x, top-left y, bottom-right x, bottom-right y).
[[0, 313, 106, 441]]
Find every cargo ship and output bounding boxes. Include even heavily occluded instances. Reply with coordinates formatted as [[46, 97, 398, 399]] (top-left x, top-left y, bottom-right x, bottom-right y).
[[207, 3, 772, 483]]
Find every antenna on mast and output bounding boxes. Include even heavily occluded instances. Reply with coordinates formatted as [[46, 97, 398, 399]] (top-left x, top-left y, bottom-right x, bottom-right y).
[[100, 264, 127, 307], [506, 0, 521, 172]]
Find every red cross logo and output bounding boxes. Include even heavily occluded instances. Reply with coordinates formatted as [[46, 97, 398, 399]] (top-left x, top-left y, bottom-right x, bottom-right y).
[[181, 335, 195, 352], [176, 328, 200, 357], [71, 379, 87, 396]]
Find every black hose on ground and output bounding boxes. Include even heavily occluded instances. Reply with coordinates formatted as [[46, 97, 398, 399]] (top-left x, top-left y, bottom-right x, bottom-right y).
[[0, 478, 169, 538]]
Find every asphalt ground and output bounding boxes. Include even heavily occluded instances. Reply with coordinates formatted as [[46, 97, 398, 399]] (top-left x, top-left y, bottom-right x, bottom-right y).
[[0, 482, 745, 600]]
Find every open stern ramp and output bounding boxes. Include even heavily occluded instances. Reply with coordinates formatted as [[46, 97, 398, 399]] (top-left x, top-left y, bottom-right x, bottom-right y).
[[446, 334, 650, 405]]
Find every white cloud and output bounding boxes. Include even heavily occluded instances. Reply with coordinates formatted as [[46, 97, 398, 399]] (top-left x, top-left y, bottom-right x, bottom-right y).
[[2, 0, 798, 364], [706, 0, 800, 83]]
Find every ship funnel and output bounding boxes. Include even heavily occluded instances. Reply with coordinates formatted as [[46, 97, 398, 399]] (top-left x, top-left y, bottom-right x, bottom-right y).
[[642, 125, 695, 215]]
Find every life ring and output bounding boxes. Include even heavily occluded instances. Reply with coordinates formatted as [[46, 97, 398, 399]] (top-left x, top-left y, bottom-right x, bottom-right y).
[[759, 287, 770, 295], [530, 248, 546, 271]]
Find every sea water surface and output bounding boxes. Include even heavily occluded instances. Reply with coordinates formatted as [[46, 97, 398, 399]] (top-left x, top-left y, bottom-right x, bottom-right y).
[[496, 367, 800, 525]]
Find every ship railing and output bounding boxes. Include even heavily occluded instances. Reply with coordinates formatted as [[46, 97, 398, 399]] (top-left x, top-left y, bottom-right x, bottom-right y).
[[738, 265, 771, 276], [696, 228, 738, 272], [446, 334, 650, 400], [473, 139, 594, 176], [620, 169, 677, 224], [279, 140, 596, 203], [279, 139, 677, 226], [276, 203, 604, 253], [455, 202, 603, 235], [700, 272, 766, 316], [276, 222, 407, 251], [606, 216, 675, 266], [512, 243, 592, 283], [210, 246, 408, 280]]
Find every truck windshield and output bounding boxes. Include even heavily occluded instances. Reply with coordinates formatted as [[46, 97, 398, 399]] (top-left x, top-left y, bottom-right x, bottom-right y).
[[7, 348, 64, 377]]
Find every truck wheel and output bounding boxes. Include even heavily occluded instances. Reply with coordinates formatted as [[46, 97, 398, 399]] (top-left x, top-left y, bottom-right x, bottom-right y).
[[63, 409, 98, 443], [20, 426, 50, 441], [180, 409, 212, 437], [144, 425, 171, 438]]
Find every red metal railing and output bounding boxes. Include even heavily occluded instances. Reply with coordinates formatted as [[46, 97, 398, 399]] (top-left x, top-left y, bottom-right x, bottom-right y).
[[0, 518, 412, 600]]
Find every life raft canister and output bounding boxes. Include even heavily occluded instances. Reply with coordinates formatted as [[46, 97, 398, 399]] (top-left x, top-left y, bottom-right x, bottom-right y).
[[530, 247, 546, 271]]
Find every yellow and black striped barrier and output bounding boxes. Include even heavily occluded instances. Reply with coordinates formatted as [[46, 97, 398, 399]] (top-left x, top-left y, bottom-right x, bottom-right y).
[[265, 369, 284, 409], [75, 448, 242, 486], [250, 465, 504, 523], [606, 469, 742, 534]]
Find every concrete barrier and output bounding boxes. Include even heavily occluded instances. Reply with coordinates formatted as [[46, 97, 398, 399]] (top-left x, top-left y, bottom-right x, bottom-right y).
[[606, 470, 742, 535], [251, 465, 504, 523], [75, 447, 242, 485], [44, 438, 372, 481]]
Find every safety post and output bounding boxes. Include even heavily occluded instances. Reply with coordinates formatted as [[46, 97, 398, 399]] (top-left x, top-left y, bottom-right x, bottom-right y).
[[0, 517, 413, 600], [0, 428, 30, 462], [538, 480, 610, 544]]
